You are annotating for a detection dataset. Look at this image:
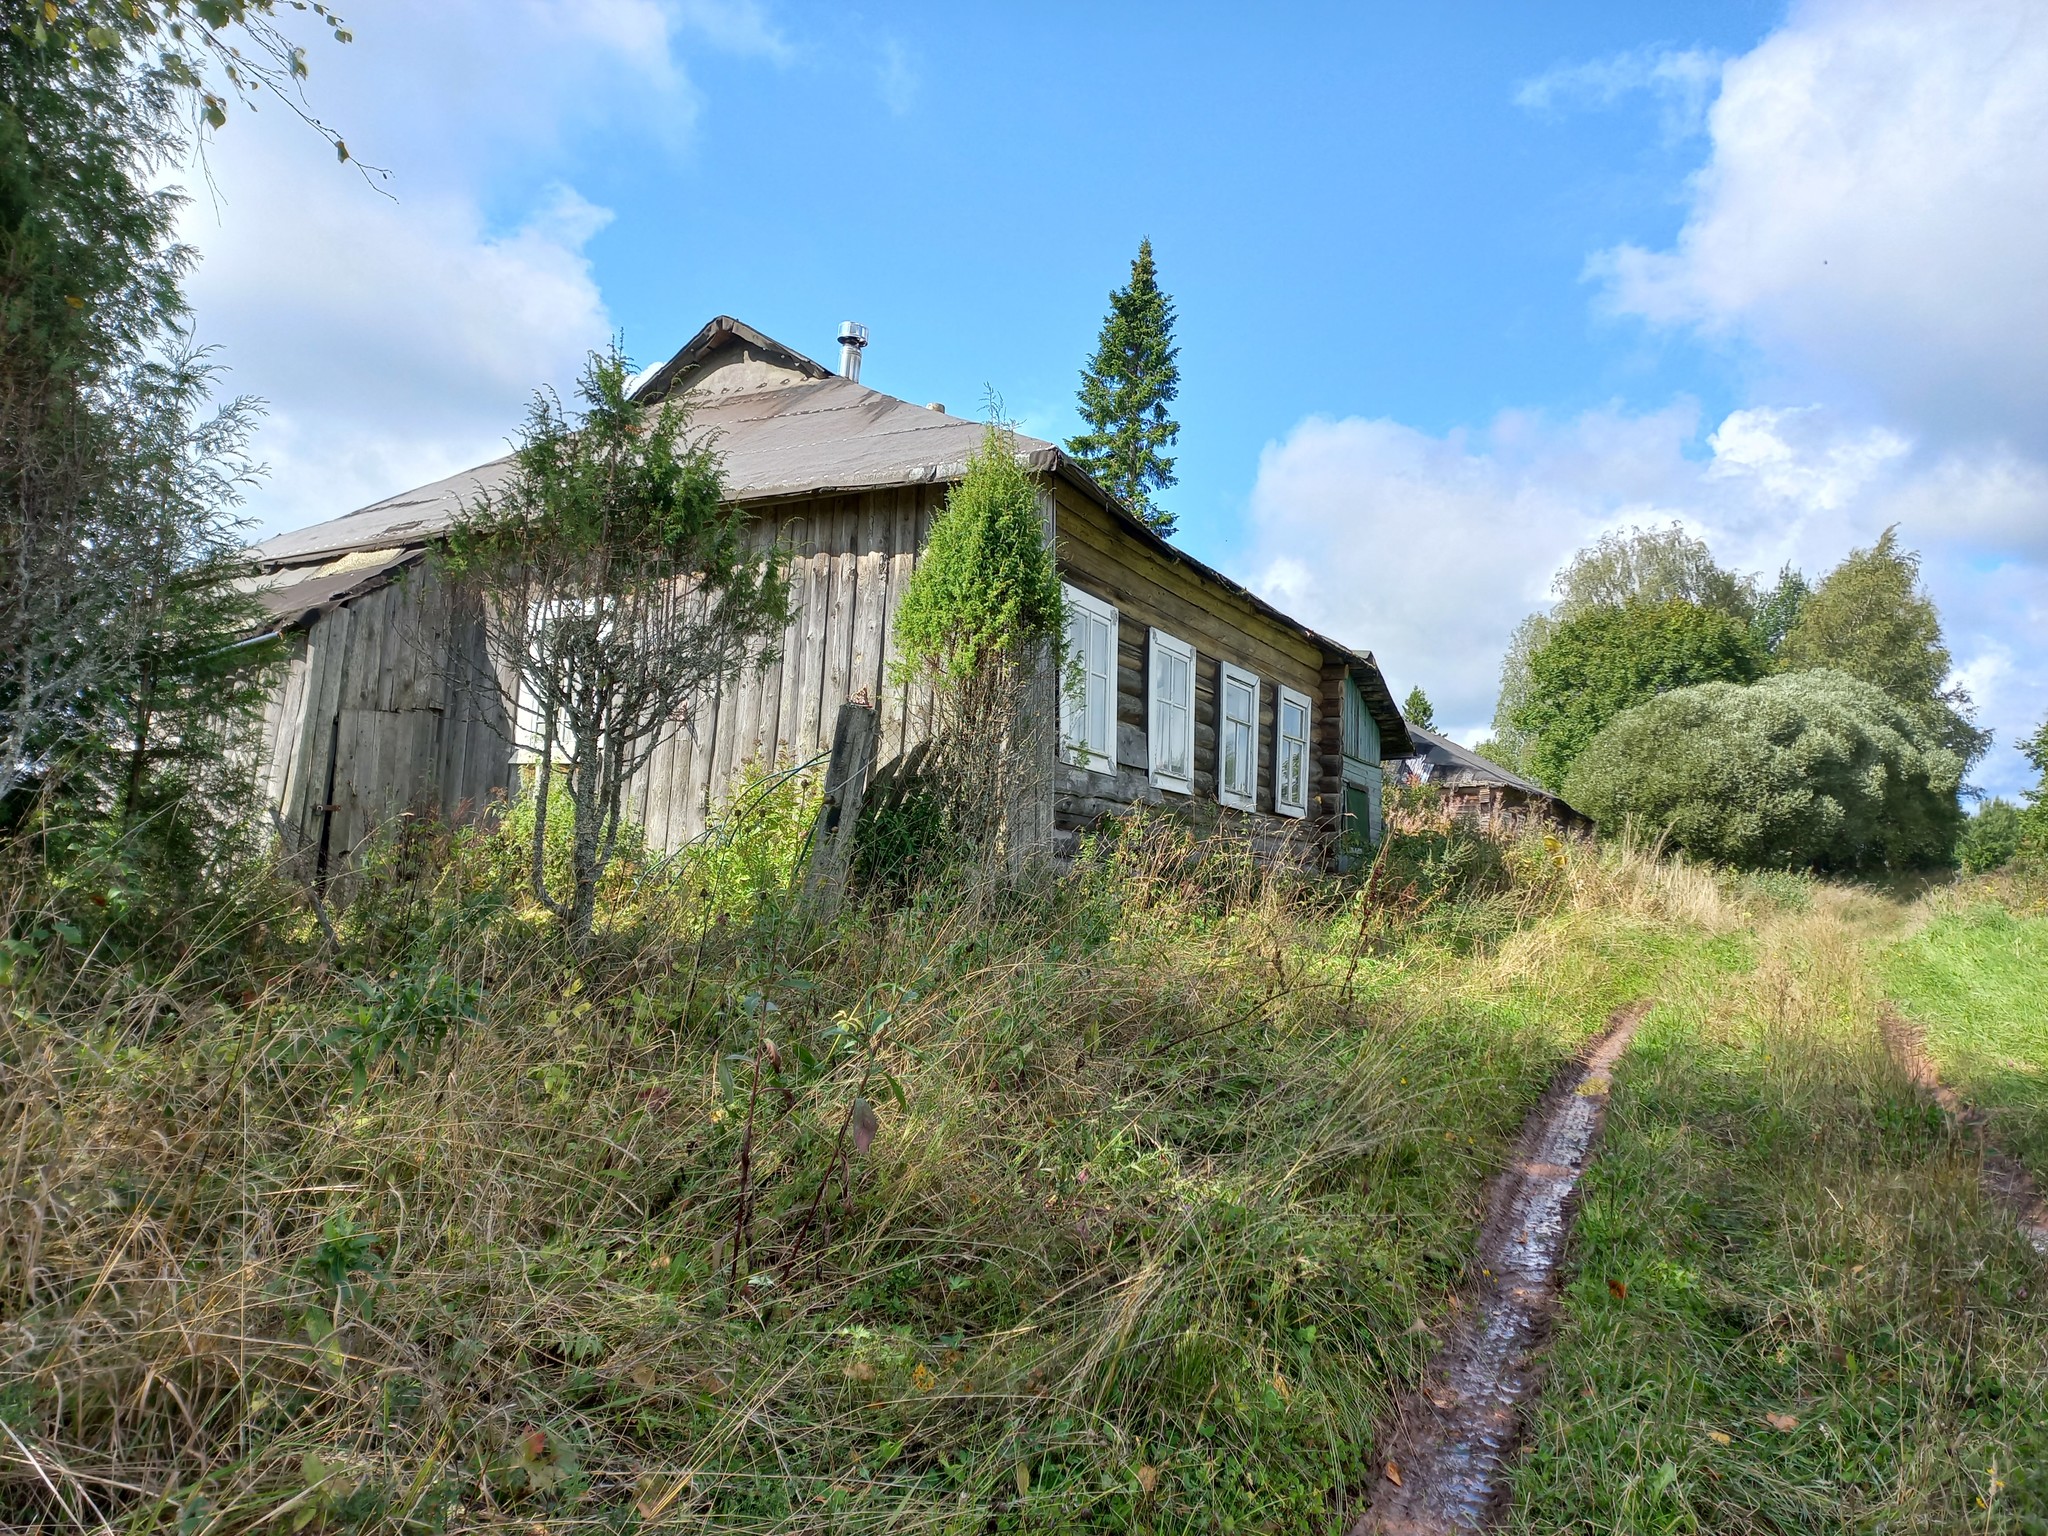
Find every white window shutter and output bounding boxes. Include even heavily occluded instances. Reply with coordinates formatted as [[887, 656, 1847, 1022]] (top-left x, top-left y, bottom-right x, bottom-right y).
[[1060, 584, 1118, 774], [1276, 686, 1311, 817]]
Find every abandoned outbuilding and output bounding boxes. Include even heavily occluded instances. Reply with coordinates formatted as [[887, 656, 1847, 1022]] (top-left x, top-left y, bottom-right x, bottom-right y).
[[244, 315, 1412, 873], [1393, 723, 1589, 834]]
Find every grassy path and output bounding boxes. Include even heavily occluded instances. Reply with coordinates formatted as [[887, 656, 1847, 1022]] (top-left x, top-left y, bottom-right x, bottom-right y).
[[1882, 895, 2048, 1185], [1505, 887, 2048, 1532]]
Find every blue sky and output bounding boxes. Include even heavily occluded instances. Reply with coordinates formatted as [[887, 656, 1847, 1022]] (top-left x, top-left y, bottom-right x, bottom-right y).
[[553, 2, 1775, 549], [187, 0, 2047, 794]]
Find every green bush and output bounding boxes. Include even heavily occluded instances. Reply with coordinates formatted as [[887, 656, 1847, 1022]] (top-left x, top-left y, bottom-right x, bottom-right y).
[[673, 757, 821, 925], [1958, 799, 2027, 874], [1561, 669, 1964, 871], [890, 419, 1063, 682], [1512, 598, 1764, 789]]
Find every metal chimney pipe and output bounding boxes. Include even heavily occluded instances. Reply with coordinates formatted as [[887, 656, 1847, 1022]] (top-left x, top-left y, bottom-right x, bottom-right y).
[[837, 321, 868, 382]]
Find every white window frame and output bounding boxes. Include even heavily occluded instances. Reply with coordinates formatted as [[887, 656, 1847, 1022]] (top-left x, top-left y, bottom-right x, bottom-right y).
[[1217, 662, 1260, 811], [1147, 628, 1195, 794], [1275, 685, 1312, 818], [1059, 583, 1119, 776]]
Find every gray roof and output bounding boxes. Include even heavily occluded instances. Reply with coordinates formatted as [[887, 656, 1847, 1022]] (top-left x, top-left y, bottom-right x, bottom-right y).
[[1405, 723, 1555, 798], [243, 314, 1413, 757], [250, 376, 1040, 567]]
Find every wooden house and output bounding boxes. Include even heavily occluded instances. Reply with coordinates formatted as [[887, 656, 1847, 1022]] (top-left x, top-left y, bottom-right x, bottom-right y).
[[243, 316, 1410, 875], [1393, 723, 1590, 835]]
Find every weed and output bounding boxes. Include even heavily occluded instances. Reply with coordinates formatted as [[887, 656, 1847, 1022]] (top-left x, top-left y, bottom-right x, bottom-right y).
[[0, 817, 1803, 1529]]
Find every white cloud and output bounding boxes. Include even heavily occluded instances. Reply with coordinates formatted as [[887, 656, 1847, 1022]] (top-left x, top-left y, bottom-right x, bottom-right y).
[[1515, 46, 1722, 138], [673, 0, 793, 63], [187, 158, 614, 537], [178, 0, 794, 539], [1245, 405, 1697, 735], [877, 39, 919, 117], [1244, 404, 2048, 797], [1592, 0, 2048, 452]]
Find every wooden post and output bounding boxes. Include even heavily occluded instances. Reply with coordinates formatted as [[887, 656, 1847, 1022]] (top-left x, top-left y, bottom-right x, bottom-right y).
[[802, 700, 878, 917], [1006, 634, 1058, 874]]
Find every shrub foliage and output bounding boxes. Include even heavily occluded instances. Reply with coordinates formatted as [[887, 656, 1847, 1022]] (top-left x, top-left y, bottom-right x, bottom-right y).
[[885, 417, 1064, 868], [1562, 669, 1964, 870], [442, 344, 791, 937], [1512, 598, 1763, 790], [891, 418, 1062, 683]]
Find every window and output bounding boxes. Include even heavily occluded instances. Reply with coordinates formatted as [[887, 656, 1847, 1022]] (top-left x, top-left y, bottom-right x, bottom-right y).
[[1060, 584, 1118, 774], [1148, 628, 1195, 793], [1275, 685, 1311, 817], [1218, 662, 1259, 811]]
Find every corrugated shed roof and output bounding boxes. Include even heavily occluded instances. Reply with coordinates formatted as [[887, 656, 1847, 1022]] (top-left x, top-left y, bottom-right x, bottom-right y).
[[233, 545, 423, 628], [244, 315, 1413, 757]]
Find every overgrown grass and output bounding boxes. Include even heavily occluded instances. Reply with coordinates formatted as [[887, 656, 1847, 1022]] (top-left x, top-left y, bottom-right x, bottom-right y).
[[1507, 885, 2048, 1533], [0, 802, 1745, 1533], [1882, 889, 2048, 1181]]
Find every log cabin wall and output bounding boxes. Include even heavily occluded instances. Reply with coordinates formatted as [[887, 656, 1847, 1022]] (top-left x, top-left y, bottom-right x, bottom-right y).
[[1316, 660, 1351, 852], [1049, 480, 1333, 862]]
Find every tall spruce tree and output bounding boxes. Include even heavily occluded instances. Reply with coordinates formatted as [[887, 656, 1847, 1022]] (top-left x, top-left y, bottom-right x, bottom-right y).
[[1067, 239, 1181, 534], [1, 6, 342, 894]]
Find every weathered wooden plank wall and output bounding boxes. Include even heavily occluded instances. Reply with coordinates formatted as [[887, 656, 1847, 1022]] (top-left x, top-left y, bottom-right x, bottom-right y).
[[620, 485, 942, 849], [253, 488, 943, 867], [254, 561, 512, 872]]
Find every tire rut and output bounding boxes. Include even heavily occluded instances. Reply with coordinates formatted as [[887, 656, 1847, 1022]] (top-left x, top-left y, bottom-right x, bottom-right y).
[[1880, 1010, 2048, 1255], [1351, 1001, 1650, 1535]]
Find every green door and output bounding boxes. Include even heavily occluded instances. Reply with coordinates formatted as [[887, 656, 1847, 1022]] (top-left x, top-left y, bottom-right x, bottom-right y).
[[1342, 785, 1373, 869]]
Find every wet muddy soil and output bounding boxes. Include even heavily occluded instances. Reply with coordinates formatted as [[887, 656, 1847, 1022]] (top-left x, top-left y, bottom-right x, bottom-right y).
[[1352, 1002, 1650, 1536], [1880, 1011, 2048, 1255]]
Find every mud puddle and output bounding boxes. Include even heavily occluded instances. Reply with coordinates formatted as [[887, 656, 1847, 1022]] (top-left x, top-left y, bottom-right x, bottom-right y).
[[1880, 1012, 2048, 1255], [1352, 1001, 1649, 1536]]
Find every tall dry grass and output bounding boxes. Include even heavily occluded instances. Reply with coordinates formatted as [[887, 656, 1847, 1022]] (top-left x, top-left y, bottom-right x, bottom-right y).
[[1, 806, 1739, 1532]]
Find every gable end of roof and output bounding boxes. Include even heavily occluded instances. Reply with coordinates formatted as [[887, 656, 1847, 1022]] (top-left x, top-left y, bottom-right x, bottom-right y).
[[630, 315, 833, 405]]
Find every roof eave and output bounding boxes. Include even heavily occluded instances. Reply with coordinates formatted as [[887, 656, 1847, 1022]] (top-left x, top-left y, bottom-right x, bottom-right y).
[[1042, 451, 1415, 760]]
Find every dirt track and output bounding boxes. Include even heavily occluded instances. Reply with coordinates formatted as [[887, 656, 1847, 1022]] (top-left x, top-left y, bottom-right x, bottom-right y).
[[1352, 1002, 1649, 1536], [1880, 1011, 2048, 1255]]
